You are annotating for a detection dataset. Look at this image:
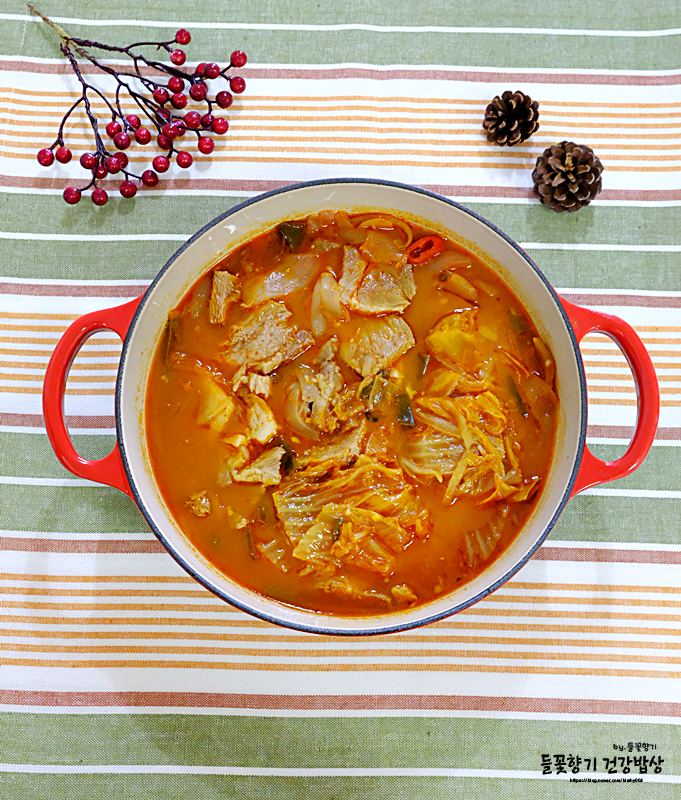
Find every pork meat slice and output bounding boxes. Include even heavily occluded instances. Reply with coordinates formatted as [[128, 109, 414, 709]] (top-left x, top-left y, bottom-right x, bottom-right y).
[[340, 316, 415, 377], [299, 421, 367, 468], [244, 394, 278, 444], [338, 246, 368, 308], [354, 260, 416, 314], [232, 447, 285, 486], [222, 300, 314, 373], [339, 245, 416, 315], [209, 270, 240, 324], [232, 369, 273, 398], [294, 357, 344, 434]]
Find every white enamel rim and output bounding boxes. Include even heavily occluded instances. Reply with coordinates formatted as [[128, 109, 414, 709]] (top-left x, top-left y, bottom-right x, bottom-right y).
[[116, 178, 587, 636]]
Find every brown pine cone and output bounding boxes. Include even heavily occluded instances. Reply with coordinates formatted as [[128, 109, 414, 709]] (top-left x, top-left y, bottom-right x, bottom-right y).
[[532, 141, 603, 212], [483, 90, 539, 146]]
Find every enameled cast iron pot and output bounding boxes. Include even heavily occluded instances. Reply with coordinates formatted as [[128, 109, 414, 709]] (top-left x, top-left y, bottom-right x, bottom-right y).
[[43, 179, 660, 635]]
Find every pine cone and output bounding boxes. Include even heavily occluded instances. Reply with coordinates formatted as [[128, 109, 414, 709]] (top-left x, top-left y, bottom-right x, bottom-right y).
[[532, 141, 603, 212], [483, 90, 539, 146]]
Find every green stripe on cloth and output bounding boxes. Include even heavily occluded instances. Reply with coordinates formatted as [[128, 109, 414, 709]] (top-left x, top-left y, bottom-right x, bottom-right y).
[[0, 434, 117, 474], [1, 202, 680, 282], [3, 19, 681, 70], [3, 239, 677, 289], [3, 436, 677, 488], [0, 774, 677, 800], [520, 251, 681, 292], [579, 446, 680, 492], [470, 205, 681, 250], [1, 714, 678, 769], [7, 0, 681, 30], [0, 484, 145, 534], [0, 193, 243, 250], [2, 197, 680, 245], [552, 496, 681, 544], [2, 491, 679, 548]]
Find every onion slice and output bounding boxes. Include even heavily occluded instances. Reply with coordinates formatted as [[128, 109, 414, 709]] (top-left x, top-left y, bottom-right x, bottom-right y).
[[242, 254, 321, 307], [310, 272, 347, 336], [283, 382, 320, 441]]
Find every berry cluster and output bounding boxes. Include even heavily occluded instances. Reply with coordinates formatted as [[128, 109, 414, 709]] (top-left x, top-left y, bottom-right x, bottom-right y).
[[31, 7, 246, 206]]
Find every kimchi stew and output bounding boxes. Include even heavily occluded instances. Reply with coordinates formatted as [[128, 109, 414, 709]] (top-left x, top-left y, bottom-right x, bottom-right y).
[[145, 210, 559, 615]]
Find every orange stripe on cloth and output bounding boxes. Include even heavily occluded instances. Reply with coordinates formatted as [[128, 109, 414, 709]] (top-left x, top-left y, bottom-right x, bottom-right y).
[[0, 689, 679, 716], [3, 621, 680, 640]]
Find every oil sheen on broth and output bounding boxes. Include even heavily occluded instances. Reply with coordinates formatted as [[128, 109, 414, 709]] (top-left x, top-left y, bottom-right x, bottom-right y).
[[145, 210, 558, 616]]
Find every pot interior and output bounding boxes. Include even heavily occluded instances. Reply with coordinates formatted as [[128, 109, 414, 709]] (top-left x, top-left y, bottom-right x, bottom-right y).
[[117, 179, 585, 634]]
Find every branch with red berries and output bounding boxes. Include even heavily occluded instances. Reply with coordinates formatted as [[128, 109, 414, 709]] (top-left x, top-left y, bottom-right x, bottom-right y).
[[29, 4, 247, 206]]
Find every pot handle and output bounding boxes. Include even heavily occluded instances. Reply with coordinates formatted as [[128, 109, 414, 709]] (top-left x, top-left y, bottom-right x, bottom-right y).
[[42, 297, 142, 498], [560, 297, 659, 497]]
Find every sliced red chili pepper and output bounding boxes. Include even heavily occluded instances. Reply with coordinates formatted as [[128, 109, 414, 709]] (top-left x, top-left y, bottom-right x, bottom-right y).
[[407, 235, 445, 264]]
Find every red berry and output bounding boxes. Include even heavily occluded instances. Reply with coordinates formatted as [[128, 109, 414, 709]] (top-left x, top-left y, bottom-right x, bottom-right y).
[[115, 152, 129, 169], [215, 91, 233, 109], [37, 148, 54, 167], [91, 188, 108, 206], [63, 187, 81, 205], [106, 156, 122, 174], [212, 117, 228, 135], [170, 49, 186, 66], [153, 87, 169, 105], [119, 180, 137, 198], [204, 62, 221, 80], [55, 146, 72, 163], [157, 134, 171, 151], [126, 114, 141, 129], [106, 120, 122, 138], [189, 82, 207, 101], [142, 170, 159, 187], [80, 152, 96, 170], [161, 123, 179, 140], [113, 131, 131, 150], [135, 127, 152, 145], [175, 120, 187, 137], [171, 92, 188, 109], [176, 151, 193, 168], [168, 76, 185, 93], [95, 163, 108, 179], [175, 29, 191, 45], [230, 76, 246, 94], [196, 62, 206, 75], [183, 111, 201, 129], [198, 137, 214, 155], [201, 113, 214, 128], [231, 50, 247, 68], [153, 155, 170, 173]]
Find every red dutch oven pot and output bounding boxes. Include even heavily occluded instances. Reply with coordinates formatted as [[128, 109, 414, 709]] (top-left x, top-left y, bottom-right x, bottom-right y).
[[42, 179, 660, 635]]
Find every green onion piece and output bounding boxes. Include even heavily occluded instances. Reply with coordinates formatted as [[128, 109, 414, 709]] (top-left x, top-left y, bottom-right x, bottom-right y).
[[245, 527, 259, 560], [279, 221, 306, 249], [276, 437, 300, 473], [164, 317, 179, 361], [506, 376, 528, 417], [368, 374, 387, 409], [509, 310, 529, 334], [417, 352, 431, 380], [360, 379, 373, 400], [331, 518, 343, 542], [396, 393, 415, 427]]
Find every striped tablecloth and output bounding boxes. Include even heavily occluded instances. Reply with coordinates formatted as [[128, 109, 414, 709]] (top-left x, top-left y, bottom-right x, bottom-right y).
[[1, 0, 679, 796]]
